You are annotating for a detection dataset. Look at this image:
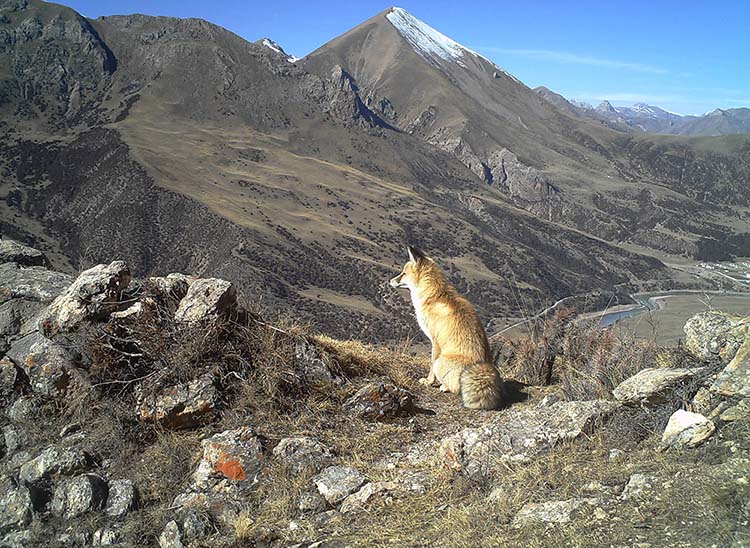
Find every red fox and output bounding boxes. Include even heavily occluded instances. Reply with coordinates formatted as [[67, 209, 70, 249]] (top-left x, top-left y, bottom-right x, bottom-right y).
[[390, 246, 504, 410]]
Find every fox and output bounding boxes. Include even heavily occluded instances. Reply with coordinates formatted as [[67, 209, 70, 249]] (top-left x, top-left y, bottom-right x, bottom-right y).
[[389, 246, 504, 410]]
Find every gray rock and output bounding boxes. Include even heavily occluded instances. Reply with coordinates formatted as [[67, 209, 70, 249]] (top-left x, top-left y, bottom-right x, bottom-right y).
[[1, 530, 32, 548], [149, 273, 191, 302], [137, 374, 217, 428], [51, 473, 108, 518], [0, 240, 48, 267], [659, 409, 715, 450], [273, 437, 333, 472], [684, 310, 750, 363], [512, 498, 599, 528], [439, 400, 620, 479], [312, 466, 366, 506], [0, 356, 18, 398], [613, 367, 704, 405], [711, 337, 750, 398], [192, 426, 264, 491], [342, 382, 415, 420], [105, 479, 138, 517], [0, 262, 73, 304], [158, 520, 184, 548], [180, 509, 211, 544], [299, 490, 327, 514], [174, 278, 236, 323], [621, 473, 656, 500], [340, 481, 400, 514], [12, 336, 74, 397], [19, 445, 93, 483], [0, 477, 32, 533], [718, 399, 750, 422], [39, 261, 131, 336], [0, 299, 44, 340], [92, 527, 119, 546], [294, 339, 334, 384], [2, 425, 26, 456]]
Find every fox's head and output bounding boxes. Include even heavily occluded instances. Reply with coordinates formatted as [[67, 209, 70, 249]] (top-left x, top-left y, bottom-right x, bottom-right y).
[[389, 246, 431, 291]]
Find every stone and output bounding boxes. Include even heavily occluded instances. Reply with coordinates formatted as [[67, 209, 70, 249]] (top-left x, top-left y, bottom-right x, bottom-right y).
[[0, 262, 72, 304], [106, 479, 138, 517], [192, 427, 264, 490], [138, 374, 218, 428], [621, 474, 656, 500], [659, 410, 715, 450], [180, 510, 211, 545], [110, 301, 145, 320], [613, 367, 704, 405], [608, 449, 626, 461], [2, 425, 25, 456], [39, 261, 131, 336], [340, 481, 399, 514], [174, 278, 236, 323], [51, 473, 108, 518], [0, 299, 44, 340], [19, 445, 93, 483], [0, 477, 32, 533], [711, 337, 750, 398], [293, 339, 334, 384], [439, 400, 620, 479], [158, 520, 184, 548], [342, 382, 415, 420], [0, 239, 48, 267], [512, 498, 599, 528], [299, 490, 327, 514], [1, 530, 32, 548], [0, 357, 18, 397], [273, 437, 333, 472], [12, 336, 74, 397], [719, 400, 750, 422], [92, 527, 119, 546], [691, 387, 717, 415], [7, 396, 35, 422], [684, 310, 750, 363], [149, 273, 191, 302], [312, 466, 366, 506]]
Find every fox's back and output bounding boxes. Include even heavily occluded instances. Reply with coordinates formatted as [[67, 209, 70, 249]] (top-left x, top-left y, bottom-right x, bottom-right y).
[[423, 293, 491, 363]]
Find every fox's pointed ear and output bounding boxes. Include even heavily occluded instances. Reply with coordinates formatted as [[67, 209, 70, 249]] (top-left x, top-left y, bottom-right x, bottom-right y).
[[407, 246, 426, 264]]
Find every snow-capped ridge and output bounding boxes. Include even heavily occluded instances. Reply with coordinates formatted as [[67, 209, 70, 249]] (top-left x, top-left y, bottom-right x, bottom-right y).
[[385, 7, 518, 81], [260, 38, 299, 63]]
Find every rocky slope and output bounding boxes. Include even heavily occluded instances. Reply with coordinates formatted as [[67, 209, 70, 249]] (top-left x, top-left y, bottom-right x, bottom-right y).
[[1, 241, 749, 547]]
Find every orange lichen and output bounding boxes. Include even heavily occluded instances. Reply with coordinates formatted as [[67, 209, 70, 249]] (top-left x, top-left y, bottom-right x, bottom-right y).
[[214, 451, 246, 481]]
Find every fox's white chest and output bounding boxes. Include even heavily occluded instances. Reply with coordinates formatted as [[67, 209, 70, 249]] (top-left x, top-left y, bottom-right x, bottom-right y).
[[410, 291, 432, 342]]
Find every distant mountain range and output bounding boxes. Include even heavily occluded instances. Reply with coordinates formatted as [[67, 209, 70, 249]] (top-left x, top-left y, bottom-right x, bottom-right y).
[[534, 87, 750, 136], [2, 2, 749, 341]]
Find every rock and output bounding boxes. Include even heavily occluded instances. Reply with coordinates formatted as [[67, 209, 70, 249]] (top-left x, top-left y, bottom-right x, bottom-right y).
[[192, 426, 264, 490], [174, 278, 236, 323], [311, 509, 341, 527], [19, 445, 94, 483], [273, 437, 333, 472], [0, 262, 72, 304], [439, 400, 620, 478], [2, 425, 25, 456], [39, 261, 131, 336], [138, 374, 218, 428], [342, 382, 415, 420], [621, 473, 656, 500], [293, 339, 334, 384], [92, 527, 119, 546], [12, 336, 74, 397], [608, 449, 626, 461], [691, 387, 717, 415], [105, 479, 138, 517], [710, 337, 750, 398], [51, 473, 108, 518], [158, 520, 184, 548], [0, 299, 44, 340], [719, 400, 750, 422], [512, 498, 599, 528], [613, 367, 704, 405], [299, 490, 327, 514], [340, 481, 399, 514], [0, 477, 32, 533], [659, 409, 715, 450], [6, 396, 35, 422], [110, 301, 145, 320], [0, 240, 48, 267], [0, 357, 18, 397], [684, 310, 750, 363], [1, 530, 32, 548], [180, 510, 211, 545], [312, 466, 366, 506]]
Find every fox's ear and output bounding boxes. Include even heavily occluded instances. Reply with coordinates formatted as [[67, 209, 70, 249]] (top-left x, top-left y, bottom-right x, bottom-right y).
[[407, 246, 427, 264]]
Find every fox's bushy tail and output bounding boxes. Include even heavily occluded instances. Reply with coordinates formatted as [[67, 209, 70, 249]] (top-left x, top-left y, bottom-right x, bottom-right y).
[[460, 362, 504, 410]]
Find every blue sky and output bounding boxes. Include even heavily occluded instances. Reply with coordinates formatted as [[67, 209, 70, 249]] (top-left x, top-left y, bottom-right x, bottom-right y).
[[61, 0, 749, 115]]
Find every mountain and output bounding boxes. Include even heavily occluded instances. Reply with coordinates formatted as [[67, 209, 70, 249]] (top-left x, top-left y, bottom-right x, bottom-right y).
[[1, 1, 749, 342]]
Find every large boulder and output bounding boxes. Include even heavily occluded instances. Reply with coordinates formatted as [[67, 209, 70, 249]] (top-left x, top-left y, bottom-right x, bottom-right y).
[[9, 336, 75, 397], [613, 367, 704, 405], [19, 446, 94, 483], [710, 337, 750, 398], [39, 261, 131, 336], [0, 262, 73, 305], [439, 400, 620, 479], [51, 473, 109, 518], [137, 374, 218, 428], [659, 409, 715, 450], [0, 240, 48, 268], [684, 310, 750, 363], [105, 479, 139, 518], [174, 278, 236, 323]]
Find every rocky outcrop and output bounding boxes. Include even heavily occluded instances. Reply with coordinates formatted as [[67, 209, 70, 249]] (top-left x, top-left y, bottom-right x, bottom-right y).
[[684, 310, 750, 363], [613, 367, 704, 405], [710, 337, 750, 397], [0, 240, 48, 268], [173, 278, 236, 323]]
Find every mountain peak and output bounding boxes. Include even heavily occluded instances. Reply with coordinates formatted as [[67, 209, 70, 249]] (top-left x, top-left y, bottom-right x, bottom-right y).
[[258, 37, 298, 62], [596, 100, 616, 113]]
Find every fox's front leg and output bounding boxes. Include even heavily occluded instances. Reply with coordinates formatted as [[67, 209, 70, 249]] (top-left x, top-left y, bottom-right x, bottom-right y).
[[419, 342, 440, 386]]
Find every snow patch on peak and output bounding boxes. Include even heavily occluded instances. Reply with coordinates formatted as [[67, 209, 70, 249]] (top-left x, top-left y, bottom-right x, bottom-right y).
[[260, 38, 299, 63], [385, 7, 518, 81]]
